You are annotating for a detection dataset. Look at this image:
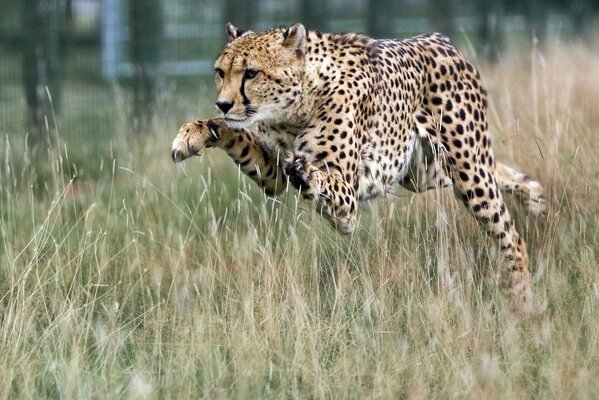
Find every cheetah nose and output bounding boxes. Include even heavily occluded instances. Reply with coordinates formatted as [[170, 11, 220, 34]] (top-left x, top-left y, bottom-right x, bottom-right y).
[[171, 148, 184, 163], [215, 101, 234, 114]]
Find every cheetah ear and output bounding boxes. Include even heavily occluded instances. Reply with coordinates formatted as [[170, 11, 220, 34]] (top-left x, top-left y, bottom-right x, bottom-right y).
[[226, 23, 251, 41], [282, 23, 306, 56]]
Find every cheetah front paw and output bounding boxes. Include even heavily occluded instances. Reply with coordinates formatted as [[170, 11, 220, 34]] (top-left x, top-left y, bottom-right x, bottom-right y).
[[171, 119, 224, 163]]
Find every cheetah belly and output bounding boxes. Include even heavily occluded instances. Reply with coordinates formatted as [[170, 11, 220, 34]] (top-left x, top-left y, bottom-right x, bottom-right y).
[[356, 134, 417, 202]]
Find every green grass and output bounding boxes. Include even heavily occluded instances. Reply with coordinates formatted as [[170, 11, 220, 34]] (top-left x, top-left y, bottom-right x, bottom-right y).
[[1, 43, 599, 399]]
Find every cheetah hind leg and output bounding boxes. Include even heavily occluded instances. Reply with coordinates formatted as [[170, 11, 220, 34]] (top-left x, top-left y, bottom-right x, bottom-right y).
[[451, 164, 535, 316], [405, 149, 535, 314], [495, 162, 547, 217]]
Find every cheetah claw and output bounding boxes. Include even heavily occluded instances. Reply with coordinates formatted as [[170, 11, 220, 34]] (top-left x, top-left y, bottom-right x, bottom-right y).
[[285, 157, 312, 192]]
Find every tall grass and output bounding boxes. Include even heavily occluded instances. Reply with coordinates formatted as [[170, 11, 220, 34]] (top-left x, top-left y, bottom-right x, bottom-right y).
[[1, 44, 598, 399]]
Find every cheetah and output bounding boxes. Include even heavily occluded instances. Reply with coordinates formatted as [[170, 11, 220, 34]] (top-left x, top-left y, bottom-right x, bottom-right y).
[[171, 23, 546, 312]]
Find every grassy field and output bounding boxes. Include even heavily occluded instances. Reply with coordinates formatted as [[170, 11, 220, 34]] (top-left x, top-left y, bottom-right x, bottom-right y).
[[1, 43, 598, 399]]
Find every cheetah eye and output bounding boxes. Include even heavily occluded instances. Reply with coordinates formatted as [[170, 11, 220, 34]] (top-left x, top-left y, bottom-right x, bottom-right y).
[[215, 68, 225, 79], [244, 68, 259, 79]]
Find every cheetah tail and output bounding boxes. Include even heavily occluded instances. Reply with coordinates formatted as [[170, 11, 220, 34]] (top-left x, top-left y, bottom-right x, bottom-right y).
[[495, 162, 547, 216]]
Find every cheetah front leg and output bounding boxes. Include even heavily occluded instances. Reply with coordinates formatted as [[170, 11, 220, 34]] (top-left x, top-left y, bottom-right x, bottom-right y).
[[285, 157, 357, 233], [284, 119, 360, 234], [171, 119, 287, 196]]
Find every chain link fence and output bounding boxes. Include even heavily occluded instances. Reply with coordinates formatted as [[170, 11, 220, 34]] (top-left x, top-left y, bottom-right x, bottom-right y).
[[0, 0, 595, 139]]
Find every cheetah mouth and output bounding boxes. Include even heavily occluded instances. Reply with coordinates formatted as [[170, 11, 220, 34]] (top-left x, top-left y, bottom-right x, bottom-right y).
[[223, 116, 252, 129], [223, 116, 247, 123]]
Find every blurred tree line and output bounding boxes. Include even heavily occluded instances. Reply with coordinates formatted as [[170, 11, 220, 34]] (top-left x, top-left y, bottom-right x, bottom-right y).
[[6, 0, 597, 149]]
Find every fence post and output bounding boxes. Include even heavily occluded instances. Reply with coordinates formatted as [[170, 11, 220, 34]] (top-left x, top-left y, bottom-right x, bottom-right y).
[[571, 0, 591, 41], [478, 0, 504, 63], [301, 0, 328, 31], [523, 0, 547, 46], [21, 0, 64, 149], [101, 0, 124, 81], [129, 0, 164, 134], [224, 0, 257, 32], [367, 0, 396, 39], [428, 0, 455, 39]]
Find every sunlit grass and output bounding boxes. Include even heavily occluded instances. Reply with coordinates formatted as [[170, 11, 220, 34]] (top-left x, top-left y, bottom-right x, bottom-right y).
[[1, 44, 598, 399]]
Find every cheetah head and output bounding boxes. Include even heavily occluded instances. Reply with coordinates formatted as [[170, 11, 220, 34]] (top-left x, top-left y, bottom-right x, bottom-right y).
[[212, 23, 307, 129]]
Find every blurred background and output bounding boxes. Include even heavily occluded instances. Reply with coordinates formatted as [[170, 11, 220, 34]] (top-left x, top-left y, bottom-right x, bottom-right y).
[[0, 0, 597, 151], [3, 4, 599, 396]]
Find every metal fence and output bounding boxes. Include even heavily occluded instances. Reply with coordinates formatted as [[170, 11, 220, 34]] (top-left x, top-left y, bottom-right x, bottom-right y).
[[0, 0, 595, 137]]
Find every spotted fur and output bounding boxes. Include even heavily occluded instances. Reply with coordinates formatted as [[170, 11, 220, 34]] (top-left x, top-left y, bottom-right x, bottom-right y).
[[171, 23, 547, 312]]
